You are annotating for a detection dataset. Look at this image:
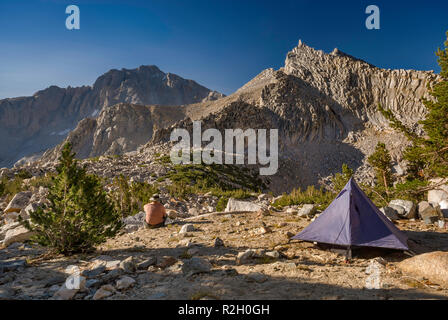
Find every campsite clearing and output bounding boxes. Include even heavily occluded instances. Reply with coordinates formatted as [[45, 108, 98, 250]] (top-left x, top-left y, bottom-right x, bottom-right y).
[[1, 209, 447, 300]]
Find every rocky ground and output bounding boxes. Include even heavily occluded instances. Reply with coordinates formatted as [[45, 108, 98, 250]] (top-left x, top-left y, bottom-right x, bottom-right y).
[[2, 150, 448, 300], [1, 209, 448, 300]]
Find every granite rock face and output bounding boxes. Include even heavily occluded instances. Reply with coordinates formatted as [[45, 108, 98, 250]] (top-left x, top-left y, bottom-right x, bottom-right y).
[[225, 198, 262, 212], [39, 103, 187, 163], [21, 42, 441, 193], [0, 65, 223, 167], [283, 41, 438, 131], [146, 41, 439, 192]]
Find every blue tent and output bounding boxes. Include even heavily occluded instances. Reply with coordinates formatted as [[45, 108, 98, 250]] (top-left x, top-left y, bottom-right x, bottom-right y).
[[292, 178, 409, 252]]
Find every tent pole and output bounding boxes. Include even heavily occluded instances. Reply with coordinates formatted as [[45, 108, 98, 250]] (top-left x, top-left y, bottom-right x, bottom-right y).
[[345, 246, 352, 260]]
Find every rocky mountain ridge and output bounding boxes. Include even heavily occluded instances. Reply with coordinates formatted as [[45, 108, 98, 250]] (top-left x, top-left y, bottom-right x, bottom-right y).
[[142, 41, 440, 191], [39, 103, 187, 162], [284, 40, 438, 130], [31, 41, 441, 192], [0, 65, 223, 168]]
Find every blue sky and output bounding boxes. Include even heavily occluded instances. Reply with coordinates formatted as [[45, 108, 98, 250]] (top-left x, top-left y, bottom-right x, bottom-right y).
[[0, 0, 447, 99]]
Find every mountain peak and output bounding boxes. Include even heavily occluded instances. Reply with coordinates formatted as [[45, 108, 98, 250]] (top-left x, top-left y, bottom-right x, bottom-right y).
[[289, 40, 371, 67], [0, 65, 223, 167]]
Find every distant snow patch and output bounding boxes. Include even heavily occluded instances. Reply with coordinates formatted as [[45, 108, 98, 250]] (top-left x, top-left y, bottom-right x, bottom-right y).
[[50, 128, 71, 136]]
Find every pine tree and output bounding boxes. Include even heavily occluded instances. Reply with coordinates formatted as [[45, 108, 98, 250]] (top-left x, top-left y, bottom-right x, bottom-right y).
[[110, 175, 158, 217], [111, 174, 133, 217], [22, 143, 122, 255], [331, 163, 354, 193], [368, 142, 393, 196], [419, 31, 448, 178]]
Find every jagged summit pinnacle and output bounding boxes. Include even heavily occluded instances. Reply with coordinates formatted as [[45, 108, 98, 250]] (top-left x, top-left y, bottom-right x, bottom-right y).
[[290, 40, 372, 66]]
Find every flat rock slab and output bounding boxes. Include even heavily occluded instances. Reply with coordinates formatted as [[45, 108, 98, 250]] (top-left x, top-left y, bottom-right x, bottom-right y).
[[4, 192, 32, 213], [0, 259, 27, 272], [389, 199, 416, 219], [3, 226, 36, 247], [398, 251, 448, 288], [225, 199, 261, 212], [0, 287, 17, 300]]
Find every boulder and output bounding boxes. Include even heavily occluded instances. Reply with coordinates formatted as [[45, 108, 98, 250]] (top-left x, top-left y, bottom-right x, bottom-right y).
[[4, 202, 38, 224], [100, 268, 123, 282], [4, 211, 20, 224], [90, 255, 121, 270], [4, 191, 32, 213], [119, 256, 136, 273], [379, 207, 399, 221], [52, 277, 86, 300], [137, 257, 157, 270], [256, 207, 270, 217], [188, 208, 200, 216], [166, 209, 178, 219], [116, 276, 136, 290], [179, 224, 195, 234], [417, 201, 440, 225], [52, 287, 78, 300], [21, 202, 40, 220], [122, 211, 145, 233], [428, 182, 448, 217], [157, 256, 178, 269], [254, 226, 272, 235], [252, 249, 267, 258], [428, 188, 448, 204], [264, 250, 281, 259], [388, 204, 405, 216], [0, 222, 20, 241], [85, 279, 101, 289], [236, 249, 255, 265], [298, 204, 316, 217], [0, 259, 27, 272], [181, 257, 212, 276], [82, 265, 106, 278], [388, 200, 416, 219], [3, 226, 35, 247], [225, 198, 261, 212], [441, 200, 448, 218], [213, 237, 224, 247], [398, 251, 448, 288], [93, 285, 115, 300], [122, 211, 145, 226]]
